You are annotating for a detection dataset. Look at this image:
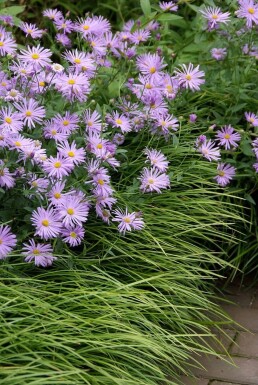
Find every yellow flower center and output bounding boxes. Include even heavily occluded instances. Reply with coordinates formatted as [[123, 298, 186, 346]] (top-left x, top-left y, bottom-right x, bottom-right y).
[[67, 151, 75, 157], [39, 81, 45, 87], [0, 239, 2, 244], [14, 141, 21, 147], [150, 103, 156, 109], [0, 170, 4, 176], [148, 178, 154, 184], [212, 14, 218, 19], [5, 117, 12, 124], [68, 79, 75, 85], [54, 161, 61, 168], [31, 53, 40, 60], [224, 134, 230, 139], [54, 192, 61, 199], [27, 29, 33, 33], [248, 7, 255, 14], [150, 67, 156, 74], [87, 121, 93, 126], [21, 69, 27, 74], [51, 130, 57, 135], [115, 118, 122, 125], [31, 181, 38, 187], [82, 66, 87, 71], [161, 120, 166, 127], [91, 41, 96, 47], [26, 110, 32, 117], [32, 249, 40, 254], [83, 25, 89, 30], [250, 118, 255, 123], [1, 82, 6, 86], [74, 58, 81, 64], [166, 85, 173, 92], [218, 171, 225, 177], [67, 208, 74, 215], [123, 217, 131, 223], [97, 143, 103, 149], [185, 74, 192, 80], [70, 231, 77, 238], [61, 23, 66, 28], [0, 42, 4, 46], [63, 120, 69, 126], [146, 83, 152, 89], [98, 179, 104, 185], [10, 90, 17, 97], [41, 219, 49, 227]]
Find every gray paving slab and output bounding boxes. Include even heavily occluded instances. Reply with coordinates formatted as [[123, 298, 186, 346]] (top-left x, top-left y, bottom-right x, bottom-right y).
[[191, 356, 258, 384], [232, 332, 258, 358], [221, 305, 258, 332], [180, 376, 210, 385]]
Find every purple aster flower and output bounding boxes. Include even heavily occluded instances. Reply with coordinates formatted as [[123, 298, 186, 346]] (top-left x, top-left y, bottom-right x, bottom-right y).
[[189, 113, 197, 123], [20, 22, 44, 39], [253, 162, 258, 172], [14, 98, 45, 129], [0, 106, 23, 134], [52, 112, 79, 135], [144, 149, 169, 172], [47, 181, 67, 206], [57, 141, 86, 166], [195, 135, 207, 148], [57, 195, 89, 228], [56, 33, 71, 47], [108, 112, 132, 133], [235, 0, 258, 28], [92, 171, 114, 198], [22, 239, 56, 267], [211, 48, 227, 60], [18, 45, 52, 69], [75, 16, 111, 38], [0, 225, 17, 259], [252, 138, 258, 159], [151, 113, 178, 137], [42, 154, 74, 179], [51, 63, 64, 73], [214, 163, 236, 187], [136, 53, 167, 81], [54, 18, 74, 34], [4, 88, 22, 102], [62, 225, 85, 246], [113, 133, 125, 145], [0, 35, 17, 56], [31, 207, 62, 240], [64, 49, 96, 76], [159, 1, 178, 12], [112, 208, 144, 234], [54, 71, 90, 102], [174, 63, 205, 92], [245, 111, 258, 126], [130, 29, 151, 45], [198, 139, 221, 161], [139, 167, 170, 193], [0, 15, 14, 26], [0, 161, 15, 189], [216, 125, 241, 149], [200, 6, 231, 30], [43, 9, 63, 21], [83, 109, 103, 134]]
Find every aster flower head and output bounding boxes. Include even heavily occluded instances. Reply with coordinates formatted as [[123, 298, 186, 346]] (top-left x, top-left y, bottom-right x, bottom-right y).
[[57, 195, 90, 228], [22, 239, 56, 267], [198, 139, 221, 162], [43, 8, 63, 21], [200, 6, 231, 30], [139, 167, 170, 193], [216, 125, 241, 150], [54, 71, 90, 102], [211, 48, 227, 60], [0, 225, 17, 259], [136, 53, 167, 81], [42, 154, 74, 179], [0, 106, 23, 134], [83, 109, 103, 134], [144, 148, 169, 172], [56, 33, 71, 47], [54, 18, 74, 34], [62, 225, 85, 246], [0, 35, 17, 56], [214, 163, 236, 187], [235, 0, 258, 28], [75, 16, 111, 38], [0, 162, 15, 189], [57, 141, 86, 166], [112, 208, 144, 234], [31, 207, 62, 240], [174, 63, 205, 92], [252, 138, 258, 159], [53, 112, 79, 135], [18, 45, 52, 69], [20, 22, 44, 39], [14, 98, 45, 129], [159, 1, 178, 12], [245, 111, 258, 126]]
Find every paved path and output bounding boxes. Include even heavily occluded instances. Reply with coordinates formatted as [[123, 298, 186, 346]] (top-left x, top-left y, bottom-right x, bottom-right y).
[[181, 280, 258, 385]]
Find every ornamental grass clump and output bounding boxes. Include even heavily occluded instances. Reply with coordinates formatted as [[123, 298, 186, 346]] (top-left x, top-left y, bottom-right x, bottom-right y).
[[0, 1, 257, 384]]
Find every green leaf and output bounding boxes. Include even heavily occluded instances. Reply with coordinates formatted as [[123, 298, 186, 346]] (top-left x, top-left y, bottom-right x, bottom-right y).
[[158, 13, 187, 28], [140, 0, 151, 17], [0, 5, 25, 16]]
